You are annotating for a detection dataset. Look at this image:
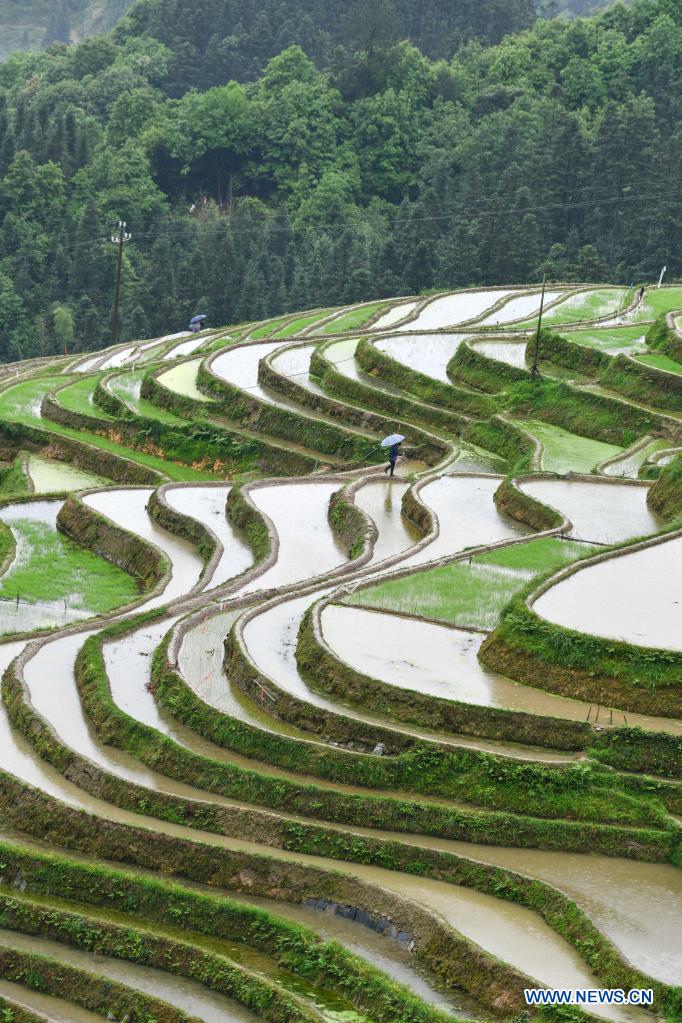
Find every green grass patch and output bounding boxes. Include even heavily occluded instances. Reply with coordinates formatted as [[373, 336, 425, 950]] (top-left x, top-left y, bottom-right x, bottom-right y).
[[633, 286, 682, 322], [250, 315, 297, 339], [272, 308, 336, 337], [634, 353, 682, 376], [0, 514, 138, 614], [57, 375, 113, 420], [107, 371, 186, 425], [517, 289, 628, 328], [318, 303, 388, 334], [347, 537, 592, 629], [521, 419, 623, 473], [561, 325, 648, 355]]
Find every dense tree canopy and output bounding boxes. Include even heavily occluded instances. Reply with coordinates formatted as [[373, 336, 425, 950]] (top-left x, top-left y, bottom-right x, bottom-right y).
[[0, 0, 680, 361]]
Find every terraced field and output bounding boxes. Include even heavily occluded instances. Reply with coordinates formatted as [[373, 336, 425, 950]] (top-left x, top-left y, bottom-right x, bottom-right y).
[[0, 285, 680, 1023]]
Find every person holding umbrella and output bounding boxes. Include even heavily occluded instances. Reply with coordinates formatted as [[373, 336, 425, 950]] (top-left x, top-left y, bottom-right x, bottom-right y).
[[381, 432, 405, 477], [189, 313, 208, 334]]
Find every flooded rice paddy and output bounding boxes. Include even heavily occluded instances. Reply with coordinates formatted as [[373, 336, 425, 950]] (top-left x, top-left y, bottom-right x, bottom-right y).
[[374, 334, 467, 382], [1, 289, 680, 1023], [393, 290, 515, 331], [534, 535, 682, 651], [25, 454, 108, 493]]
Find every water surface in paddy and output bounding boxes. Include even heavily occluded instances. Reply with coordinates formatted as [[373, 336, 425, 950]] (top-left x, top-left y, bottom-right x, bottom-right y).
[[394, 291, 514, 331], [371, 300, 419, 330], [212, 341, 289, 402], [534, 536, 682, 652], [0, 638, 660, 1017], [478, 291, 564, 326], [375, 334, 466, 382], [26, 455, 108, 494], [397, 475, 531, 570], [471, 339, 528, 369], [0, 979, 105, 1023], [321, 605, 682, 735], [164, 334, 209, 360], [164, 484, 253, 589], [236, 482, 348, 594], [98, 345, 136, 370], [602, 439, 669, 479], [271, 343, 327, 396], [235, 893, 479, 1019], [157, 358, 212, 402], [0, 929, 261, 1023], [518, 479, 660, 545], [404, 838, 682, 987]]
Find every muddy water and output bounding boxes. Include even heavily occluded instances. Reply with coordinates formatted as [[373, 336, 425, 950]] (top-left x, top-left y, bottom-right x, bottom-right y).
[[471, 340, 528, 369], [236, 482, 348, 595], [394, 291, 514, 331], [0, 640, 658, 1017], [354, 479, 420, 563], [157, 359, 212, 402], [451, 445, 507, 474], [0, 929, 261, 1023], [371, 300, 419, 330], [235, 894, 479, 1019], [83, 488, 204, 603], [164, 485, 253, 589], [177, 610, 308, 736], [26, 455, 108, 494], [399, 475, 530, 570], [390, 837, 682, 988], [518, 479, 660, 545], [602, 439, 669, 479], [321, 605, 682, 735], [375, 334, 467, 382], [534, 536, 682, 652], [0, 979, 105, 1022], [479, 291, 564, 326]]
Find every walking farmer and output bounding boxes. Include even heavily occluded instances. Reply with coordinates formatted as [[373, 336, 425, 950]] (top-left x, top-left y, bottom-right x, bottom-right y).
[[381, 432, 405, 477]]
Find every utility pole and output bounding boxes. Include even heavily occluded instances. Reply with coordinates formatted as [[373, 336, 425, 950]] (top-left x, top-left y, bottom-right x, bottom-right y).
[[530, 274, 547, 382], [110, 220, 131, 347]]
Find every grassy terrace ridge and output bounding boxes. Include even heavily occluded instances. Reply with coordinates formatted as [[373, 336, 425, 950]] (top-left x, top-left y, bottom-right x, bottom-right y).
[[271, 309, 337, 337], [0, 374, 219, 482], [345, 537, 594, 630], [635, 352, 682, 376]]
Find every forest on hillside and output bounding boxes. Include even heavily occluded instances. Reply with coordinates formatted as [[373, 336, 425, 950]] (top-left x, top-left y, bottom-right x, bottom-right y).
[[0, 0, 680, 360]]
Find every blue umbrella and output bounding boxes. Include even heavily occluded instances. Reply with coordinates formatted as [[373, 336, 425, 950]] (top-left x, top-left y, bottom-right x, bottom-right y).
[[381, 433, 405, 448], [189, 314, 207, 325]]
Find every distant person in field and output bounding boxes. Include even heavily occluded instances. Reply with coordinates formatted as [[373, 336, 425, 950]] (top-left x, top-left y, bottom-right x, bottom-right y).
[[637, 285, 646, 310], [384, 441, 401, 477]]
